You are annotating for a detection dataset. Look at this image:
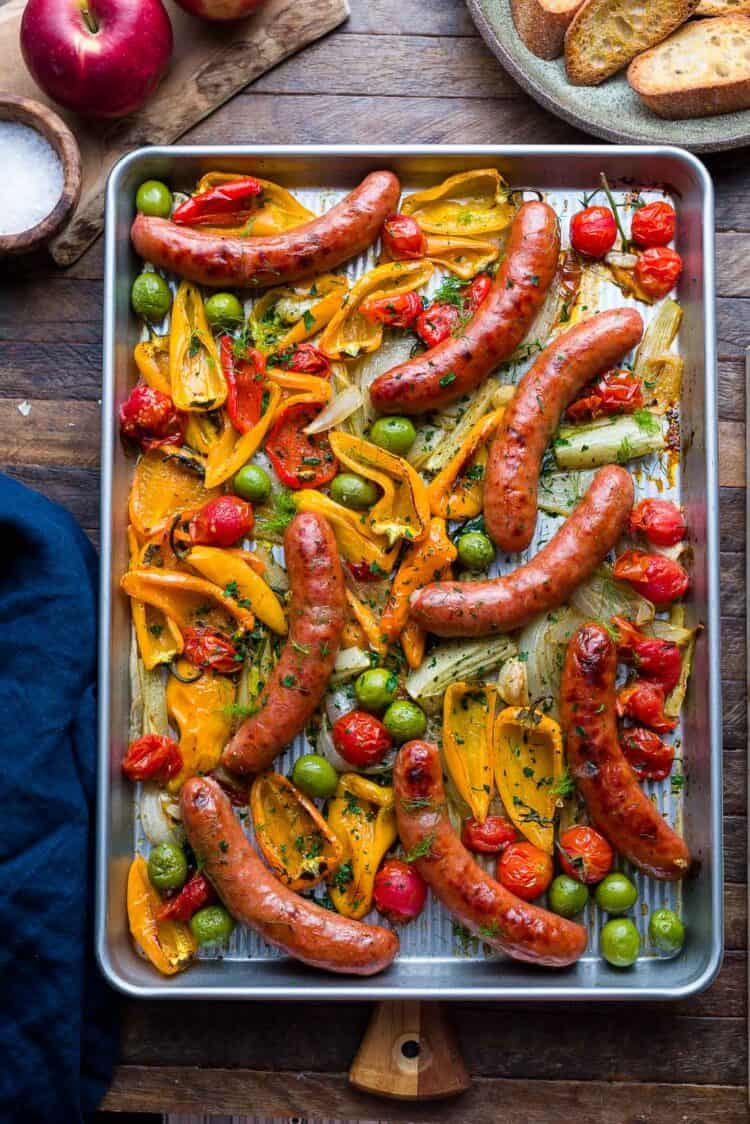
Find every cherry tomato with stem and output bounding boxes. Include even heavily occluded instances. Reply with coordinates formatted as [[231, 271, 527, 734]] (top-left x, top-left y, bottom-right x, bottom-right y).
[[557, 826, 613, 885], [382, 213, 428, 260], [119, 384, 185, 450], [332, 710, 393, 768], [617, 681, 678, 734], [635, 247, 682, 299], [182, 627, 242, 675], [122, 734, 182, 784], [265, 401, 338, 490], [157, 872, 216, 922], [620, 727, 675, 782], [629, 498, 686, 547], [359, 291, 423, 329], [462, 816, 517, 854], [373, 858, 427, 923], [630, 201, 676, 248], [613, 550, 689, 606], [496, 841, 553, 901], [570, 205, 617, 259], [189, 495, 254, 547]]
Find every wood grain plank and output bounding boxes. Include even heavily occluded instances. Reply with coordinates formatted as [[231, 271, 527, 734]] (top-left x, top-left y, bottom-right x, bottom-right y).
[[725, 883, 747, 950], [344, 0, 476, 36], [723, 680, 746, 747], [719, 421, 745, 487], [724, 749, 746, 817], [721, 617, 744, 682], [716, 233, 750, 298], [101, 1068, 749, 1118], [720, 488, 744, 553]]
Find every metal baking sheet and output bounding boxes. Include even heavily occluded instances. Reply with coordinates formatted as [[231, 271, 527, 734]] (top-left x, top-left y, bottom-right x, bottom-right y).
[[97, 146, 722, 1000]]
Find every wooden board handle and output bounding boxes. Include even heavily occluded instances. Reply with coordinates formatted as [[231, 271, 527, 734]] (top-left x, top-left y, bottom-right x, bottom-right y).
[[349, 1000, 470, 1100]]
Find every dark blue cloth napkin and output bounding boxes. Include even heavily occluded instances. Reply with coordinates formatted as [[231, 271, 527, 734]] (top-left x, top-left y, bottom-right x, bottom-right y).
[[0, 473, 117, 1122]]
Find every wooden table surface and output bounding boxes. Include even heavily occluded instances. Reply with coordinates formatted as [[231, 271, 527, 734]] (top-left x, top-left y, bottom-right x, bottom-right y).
[[1, 1, 747, 1119]]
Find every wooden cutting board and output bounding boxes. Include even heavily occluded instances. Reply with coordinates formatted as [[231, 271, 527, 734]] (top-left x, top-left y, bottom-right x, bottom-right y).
[[0, 0, 349, 266]]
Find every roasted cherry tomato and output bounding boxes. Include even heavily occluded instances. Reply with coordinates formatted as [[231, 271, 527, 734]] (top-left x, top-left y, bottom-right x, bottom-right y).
[[382, 212, 428, 260], [462, 815, 517, 854], [332, 710, 393, 768], [496, 841, 553, 901], [613, 550, 689, 607], [157, 871, 217, 922], [122, 733, 182, 784], [189, 495, 254, 547], [617, 681, 678, 734], [612, 615, 682, 695], [415, 275, 491, 348], [557, 826, 613, 885], [271, 342, 331, 377], [629, 498, 686, 547], [373, 858, 427, 923], [566, 368, 643, 423], [630, 201, 676, 248], [359, 291, 422, 329], [220, 336, 266, 433], [620, 727, 675, 782], [265, 401, 338, 490], [634, 247, 683, 299], [172, 176, 263, 226], [182, 626, 241, 675], [570, 205, 617, 259], [119, 384, 185, 450]]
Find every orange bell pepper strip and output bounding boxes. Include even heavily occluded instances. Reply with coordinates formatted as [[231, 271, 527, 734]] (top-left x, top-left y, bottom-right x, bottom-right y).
[[427, 409, 504, 519], [121, 569, 256, 633], [134, 337, 171, 396], [345, 589, 387, 657], [380, 517, 457, 644], [127, 856, 196, 976], [127, 526, 182, 669], [400, 618, 426, 670]]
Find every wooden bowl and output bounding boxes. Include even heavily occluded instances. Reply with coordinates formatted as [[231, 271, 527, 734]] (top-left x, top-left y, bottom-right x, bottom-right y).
[[0, 93, 82, 256]]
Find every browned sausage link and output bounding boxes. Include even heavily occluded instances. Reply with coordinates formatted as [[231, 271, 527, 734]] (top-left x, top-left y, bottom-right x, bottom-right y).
[[222, 512, 346, 775], [394, 741, 587, 967], [560, 624, 691, 881], [369, 201, 560, 415], [485, 308, 644, 552], [130, 171, 401, 288], [181, 777, 399, 975], [410, 465, 633, 638]]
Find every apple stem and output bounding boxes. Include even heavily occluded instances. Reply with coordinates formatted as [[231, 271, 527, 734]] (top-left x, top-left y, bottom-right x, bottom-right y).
[[80, 3, 99, 33]]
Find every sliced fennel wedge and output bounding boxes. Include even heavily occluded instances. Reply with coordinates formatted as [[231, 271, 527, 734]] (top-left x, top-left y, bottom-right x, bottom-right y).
[[553, 412, 665, 470], [406, 635, 516, 712], [538, 469, 597, 517]]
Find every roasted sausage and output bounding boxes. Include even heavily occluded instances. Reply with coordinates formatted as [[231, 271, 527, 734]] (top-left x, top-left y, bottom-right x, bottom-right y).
[[369, 201, 560, 415], [131, 171, 401, 288], [484, 308, 644, 552], [394, 741, 587, 967], [560, 623, 691, 880], [410, 464, 633, 638], [181, 776, 399, 975], [222, 511, 346, 775]]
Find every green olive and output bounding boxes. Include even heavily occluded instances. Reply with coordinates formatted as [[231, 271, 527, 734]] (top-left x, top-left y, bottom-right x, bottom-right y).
[[205, 292, 244, 332], [548, 874, 589, 918], [383, 699, 427, 742], [330, 473, 379, 510], [233, 464, 272, 503], [369, 417, 417, 456], [135, 180, 173, 218], [355, 668, 399, 713], [147, 843, 188, 893], [457, 531, 495, 572], [131, 271, 171, 322], [649, 908, 685, 955], [594, 872, 638, 915], [292, 754, 339, 800], [190, 904, 235, 946], [600, 917, 641, 968]]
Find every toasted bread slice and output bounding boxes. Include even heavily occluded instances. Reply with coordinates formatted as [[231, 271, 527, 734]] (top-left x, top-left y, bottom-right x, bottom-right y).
[[565, 0, 700, 85], [697, 0, 750, 14], [511, 0, 586, 60], [628, 15, 750, 117]]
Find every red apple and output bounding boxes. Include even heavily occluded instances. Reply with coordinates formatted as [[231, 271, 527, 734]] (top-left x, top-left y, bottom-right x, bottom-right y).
[[172, 0, 265, 21], [20, 0, 173, 119]]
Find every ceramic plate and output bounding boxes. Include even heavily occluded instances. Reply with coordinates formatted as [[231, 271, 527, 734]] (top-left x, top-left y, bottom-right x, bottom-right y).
[[467, 0, 750, 153]]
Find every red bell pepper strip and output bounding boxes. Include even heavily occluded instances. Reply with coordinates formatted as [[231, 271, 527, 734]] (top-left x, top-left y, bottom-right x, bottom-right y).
[[220, 335, 266, 434], [172, 177, 263, 227], [157, 872, 216, 922], [265, 401, 338, 490]]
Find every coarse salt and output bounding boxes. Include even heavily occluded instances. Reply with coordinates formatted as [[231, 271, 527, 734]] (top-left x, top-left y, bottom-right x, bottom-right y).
[[0, 122, 64, 236]]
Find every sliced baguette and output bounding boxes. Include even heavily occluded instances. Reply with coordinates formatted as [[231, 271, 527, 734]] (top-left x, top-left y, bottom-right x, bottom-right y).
[[511, 0, 585, 60], [628, 15, 750, 117], [697, 0, 750, 14], [565, 0, 700, 85]]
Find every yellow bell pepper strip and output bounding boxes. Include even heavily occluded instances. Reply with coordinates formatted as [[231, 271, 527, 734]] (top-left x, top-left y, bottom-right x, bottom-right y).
[[224, 547, 266, 575], [121, 569, 256, 634], [128, 447, 219, 538], [134, 336, 171, 395], [444, 445, 488, 520], [422, 234, 500, 280], [400, 618, 426, 671], [194, 172, 315, 237], [380, 517, 456, 644], [166, 662, 235, 792], [329, 432, 430, 548], [127, 526, 182, 669], [427, 409, 504, 519], [293, 490, 400, 573], [345, 589, 387, 657], [442, 683, 497, 823], [319, 260, 434, 359], [204, 382, 282, 489], [250, 773, 345, 891], [401, 169, 515, 237], [493, 705, 564, 854], [186, 545, 287, 635], [327, 774, 398, 920], [251, 274, 348, 354], [169, 282, 227, 412], [265, 367, 333, 404], [127, 856, 196, 975]]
